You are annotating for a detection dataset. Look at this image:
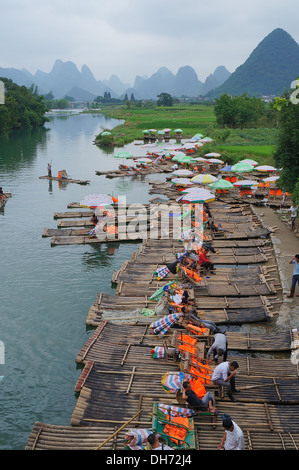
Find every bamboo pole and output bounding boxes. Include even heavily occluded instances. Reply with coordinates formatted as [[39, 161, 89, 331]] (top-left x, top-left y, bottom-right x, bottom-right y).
[[95, 410, 142, 450]]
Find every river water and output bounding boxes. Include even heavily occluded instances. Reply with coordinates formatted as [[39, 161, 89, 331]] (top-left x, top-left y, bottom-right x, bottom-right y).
[[0, 112, 167, 450]]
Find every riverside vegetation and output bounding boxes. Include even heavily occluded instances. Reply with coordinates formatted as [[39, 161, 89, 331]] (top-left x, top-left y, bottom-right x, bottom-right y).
[[94, 99, 278, 166], [0, 77, 48, 134]]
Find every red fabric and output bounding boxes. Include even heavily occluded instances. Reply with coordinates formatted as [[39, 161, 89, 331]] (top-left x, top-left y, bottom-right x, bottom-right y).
[[198, 252, 210, 265]]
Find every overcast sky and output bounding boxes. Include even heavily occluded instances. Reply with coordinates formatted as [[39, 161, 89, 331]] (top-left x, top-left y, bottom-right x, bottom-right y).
[[1, 0, 298, 85]]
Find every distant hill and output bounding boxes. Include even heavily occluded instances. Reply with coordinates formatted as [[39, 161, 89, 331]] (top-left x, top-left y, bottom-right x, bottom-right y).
[[122, 65, 204, 99], [130, 67, 176, 100], [33, 60, 116, 99], [102, 74, 131, 96], [0, 67, 36, 89], [208, 28, 299, 97], [201, 66, 231, 95]]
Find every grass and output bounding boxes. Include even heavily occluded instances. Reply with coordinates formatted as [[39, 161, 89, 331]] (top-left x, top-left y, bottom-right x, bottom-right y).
[[93, 103, 277, 165], [94, 104, 216, 145]]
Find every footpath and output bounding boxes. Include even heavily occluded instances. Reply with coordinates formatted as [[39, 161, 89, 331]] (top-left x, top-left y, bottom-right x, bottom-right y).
[[253, 205, 299, 364]]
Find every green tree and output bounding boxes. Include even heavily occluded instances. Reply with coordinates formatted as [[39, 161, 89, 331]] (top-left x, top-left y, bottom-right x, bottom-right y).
[[157, 92, 173, 107], [55, 98, 70, 109], [214, 93, 265, 128], [274, 84, 299, 196], [0, 77, 48, 133]]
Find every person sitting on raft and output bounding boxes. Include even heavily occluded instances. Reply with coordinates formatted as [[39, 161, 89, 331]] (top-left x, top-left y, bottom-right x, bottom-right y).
[[91, 213, 98, 225], [198, 248, 216, 274], [182, 381, 217, 414], [169, 286, 193, 307]]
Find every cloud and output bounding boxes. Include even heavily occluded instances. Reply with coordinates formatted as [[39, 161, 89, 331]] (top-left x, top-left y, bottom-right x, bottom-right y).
[[0, 0, 298, 84]]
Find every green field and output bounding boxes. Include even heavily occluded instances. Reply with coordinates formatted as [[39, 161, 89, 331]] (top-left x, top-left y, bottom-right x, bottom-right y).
[[94, 104, 277, 165]]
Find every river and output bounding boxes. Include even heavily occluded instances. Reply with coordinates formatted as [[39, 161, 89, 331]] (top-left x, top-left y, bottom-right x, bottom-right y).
[[0, 111, 166, 450]]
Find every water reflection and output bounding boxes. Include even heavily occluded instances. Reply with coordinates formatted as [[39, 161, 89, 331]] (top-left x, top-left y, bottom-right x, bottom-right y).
[[0, 126, 48, 174], [81, 241, 140, 271]]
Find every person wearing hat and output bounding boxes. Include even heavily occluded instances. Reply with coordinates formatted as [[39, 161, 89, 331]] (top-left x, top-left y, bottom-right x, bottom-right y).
[[207, 333, 228, 363], [218, 417, 245, 450]]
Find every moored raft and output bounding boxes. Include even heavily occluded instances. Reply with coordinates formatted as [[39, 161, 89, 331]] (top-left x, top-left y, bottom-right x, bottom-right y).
[[85, 292, 273, 326], [39, 174, 90, 184], [25, 420, 299, 450], [0, 192, 11, 209]]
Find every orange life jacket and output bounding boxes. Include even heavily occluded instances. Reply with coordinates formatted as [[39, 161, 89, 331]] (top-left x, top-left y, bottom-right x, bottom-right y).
[[104, 225, 118, 234], [183, 267, 202, 283], [185, 323, 208, 336], [189, 371, 206, 398], [164, 415, 189, 446]]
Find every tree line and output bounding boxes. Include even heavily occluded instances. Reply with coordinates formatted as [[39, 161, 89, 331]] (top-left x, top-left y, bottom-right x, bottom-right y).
[[214, 93, 276, 128], [0, 77, 48, 134]]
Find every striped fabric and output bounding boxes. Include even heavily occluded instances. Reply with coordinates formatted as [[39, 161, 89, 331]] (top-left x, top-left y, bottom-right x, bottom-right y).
[[161, 371, 192, 393], [154, 266, 170, 279], [150, 312, 183, 336], [158, 404, 195, 417], [124, 428, 152, 450], [151, 346, 165, 359]]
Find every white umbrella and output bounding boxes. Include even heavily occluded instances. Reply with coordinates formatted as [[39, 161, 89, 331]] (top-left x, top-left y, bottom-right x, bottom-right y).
[[239, 158, 258, 166], [171, 178, 194, 186], [193, 157, 207, 162], [206, 158, 224, 164], [183, 143, 197, 149], [262, 176, 280, 182], [204, 152, 222, 157], [134, 157, 153, 163], [179, 190, 215, 203], [172, 169, 194, 177], [80, 193, 116, 208], [255, 165, 277, 172], [233, 180, 259, 187]]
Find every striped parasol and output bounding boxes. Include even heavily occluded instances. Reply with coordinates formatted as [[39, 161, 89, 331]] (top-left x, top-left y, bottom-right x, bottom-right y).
[[172, 169, 194, 177], [171, 178, 194, 186], [161, 372, 192, 394], [79, 193, 116, 209], [150, 312, 183, 336], [191, 174, 218, 184]]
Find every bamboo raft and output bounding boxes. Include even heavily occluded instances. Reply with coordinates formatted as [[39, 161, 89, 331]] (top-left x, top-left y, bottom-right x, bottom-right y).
[[112, 261, 273, 285], [39, 175, 90, 184], [115, 279, 276, 297], [25, 420, 299, 450], [47, 225, 271, 246], [85, 292, 274, 326], [69, 360, 299, 430], [0, 192, 11, 209], [27, 193, 299, 451]]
